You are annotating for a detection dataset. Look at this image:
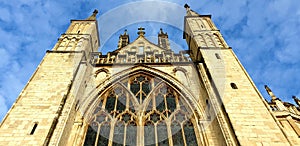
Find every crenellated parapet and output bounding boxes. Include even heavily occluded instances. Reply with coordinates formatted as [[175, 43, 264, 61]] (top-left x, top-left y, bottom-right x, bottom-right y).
[[90, 50, 191, 65], [92, 28, 191, 66]]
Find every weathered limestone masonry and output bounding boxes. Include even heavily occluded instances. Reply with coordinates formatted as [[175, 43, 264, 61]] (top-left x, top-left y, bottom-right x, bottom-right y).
[[183, 4, 290, 145], [0, 11, 99, 145]]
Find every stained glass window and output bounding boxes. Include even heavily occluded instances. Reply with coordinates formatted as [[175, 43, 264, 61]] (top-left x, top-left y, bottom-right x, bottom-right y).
[[184, 120, 198, 146], [105, 94, 116, 113], [144, 121, 155, 146], [166, 93, 176, 112], [171, 122, 184, 146], [157, 122, 169, 146], [98, 123, 110, 146], [83, 125, 97, 146], [156, 93, 165, 112], [130, 75, 152, 103], [83, 74, 199, 146], [126, 121, 137, 145], [112, 122, 124, 146]]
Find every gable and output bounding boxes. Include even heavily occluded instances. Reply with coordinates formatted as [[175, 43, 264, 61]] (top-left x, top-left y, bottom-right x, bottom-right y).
[[114, 36, 169, 55]]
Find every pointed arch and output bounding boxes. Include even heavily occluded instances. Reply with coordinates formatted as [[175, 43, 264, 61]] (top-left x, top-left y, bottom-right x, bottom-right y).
[[173, 66, 190, 87], [196, 33, 208, 47], [205, 33, 218, 47], [81, 65, 205, 118], [80, 65, 206, 145], [213, 33, 226, 48]]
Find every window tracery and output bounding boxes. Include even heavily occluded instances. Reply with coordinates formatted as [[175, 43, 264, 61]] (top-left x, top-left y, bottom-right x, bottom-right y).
[[83, 74, 199, 146]]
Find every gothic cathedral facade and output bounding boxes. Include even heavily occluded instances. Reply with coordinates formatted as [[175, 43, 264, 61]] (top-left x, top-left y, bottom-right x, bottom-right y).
[[0, 4, 300, 146]]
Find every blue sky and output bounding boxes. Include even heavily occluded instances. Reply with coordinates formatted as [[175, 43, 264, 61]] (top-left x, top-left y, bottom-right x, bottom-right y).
[[0, 0, 299, 121]]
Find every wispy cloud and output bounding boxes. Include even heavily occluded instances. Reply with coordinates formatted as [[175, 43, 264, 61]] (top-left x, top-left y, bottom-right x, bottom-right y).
[[200, 0, 300, 101], [0, 0, 299, 122], [0, 94, 8, 121]]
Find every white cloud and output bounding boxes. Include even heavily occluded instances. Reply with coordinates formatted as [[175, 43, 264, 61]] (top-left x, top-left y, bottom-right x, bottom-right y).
[[0, 0, 299, 121], [213, 0, 300, 103], [0, 48, 10, 69]]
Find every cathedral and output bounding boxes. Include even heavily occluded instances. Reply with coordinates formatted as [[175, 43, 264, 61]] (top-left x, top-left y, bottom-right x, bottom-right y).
[[0, 4, 300, 146]]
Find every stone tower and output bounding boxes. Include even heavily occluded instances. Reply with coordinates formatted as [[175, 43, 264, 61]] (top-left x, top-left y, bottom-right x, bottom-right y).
[[0, 10, 100, 145], [0, 4, 299, 146]]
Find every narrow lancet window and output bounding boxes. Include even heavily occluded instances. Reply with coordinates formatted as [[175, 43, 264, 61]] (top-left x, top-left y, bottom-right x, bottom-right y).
[[30, 122, 38, 135], [215, 53, 221, 59]]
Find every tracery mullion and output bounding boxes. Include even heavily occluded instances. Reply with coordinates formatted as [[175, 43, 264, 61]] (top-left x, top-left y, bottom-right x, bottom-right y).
[[139, 79, 145, 103], [154, 123, 158, 146], [126, 92, 130, 111], [144, 81, 164, 106], [174, 92, 180, 111], [107, 82, 139, 115], [117, 82, 139, 107], [94, 124, 101, 146], [149, 82, 167, 113], [163, 94, 169, 117], [150, 81, 164, 92]]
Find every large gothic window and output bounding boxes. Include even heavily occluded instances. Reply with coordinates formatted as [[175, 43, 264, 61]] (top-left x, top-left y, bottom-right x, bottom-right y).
[[83, 74, 200, 146]]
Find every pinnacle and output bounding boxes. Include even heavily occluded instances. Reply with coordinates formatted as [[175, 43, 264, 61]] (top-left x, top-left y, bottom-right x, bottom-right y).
[[184, 4, 200, 16], [86, 9, 99, 20]]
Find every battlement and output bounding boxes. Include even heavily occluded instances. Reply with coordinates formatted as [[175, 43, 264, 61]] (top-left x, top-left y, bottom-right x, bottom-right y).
[[90, 50, 191, 65]]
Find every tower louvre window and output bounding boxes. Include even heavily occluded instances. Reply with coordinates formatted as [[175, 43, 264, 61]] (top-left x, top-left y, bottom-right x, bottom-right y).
[[83, 73, 199, 145]]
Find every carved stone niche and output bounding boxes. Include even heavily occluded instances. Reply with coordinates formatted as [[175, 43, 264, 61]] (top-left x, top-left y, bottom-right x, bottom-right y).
[[94, 68, 110, 82]]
